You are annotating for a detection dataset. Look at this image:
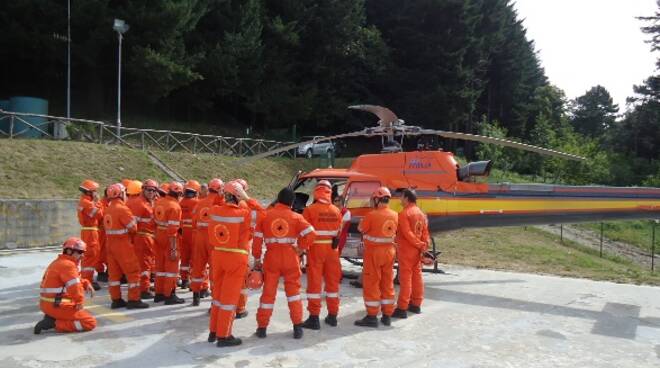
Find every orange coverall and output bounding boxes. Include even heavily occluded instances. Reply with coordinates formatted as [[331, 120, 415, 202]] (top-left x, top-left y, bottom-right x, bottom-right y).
[[78, 195, 103, 284], [96, 197, 109, 275], [154, 196, 182, 297], [302, 188, 343, 317], [104, 199, 141, 301], [126, 195, 156, 293], [358, 206, 398, 317], [395, 203, 430, 310], [190, 193, 223, 293], [253, 203, 316, 328], [208, 202, 251, 338], [179, 196, 199, 283], [236, 198, 265, 315], [39, 254, 97, 332]]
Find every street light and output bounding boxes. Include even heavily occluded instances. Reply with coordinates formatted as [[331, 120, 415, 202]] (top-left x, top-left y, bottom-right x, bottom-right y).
[[113, 18, 129, 138]]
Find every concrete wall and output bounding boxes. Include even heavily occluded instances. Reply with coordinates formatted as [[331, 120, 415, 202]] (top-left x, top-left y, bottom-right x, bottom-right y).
[[0, 199, 79, 250]]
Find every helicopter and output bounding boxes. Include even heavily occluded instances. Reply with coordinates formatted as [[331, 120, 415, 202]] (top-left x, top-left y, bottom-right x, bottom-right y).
[[242, 105, 660, 264]]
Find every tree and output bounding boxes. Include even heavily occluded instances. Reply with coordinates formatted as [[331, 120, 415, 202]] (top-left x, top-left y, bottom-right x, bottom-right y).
[[570, 85, 619, 139]]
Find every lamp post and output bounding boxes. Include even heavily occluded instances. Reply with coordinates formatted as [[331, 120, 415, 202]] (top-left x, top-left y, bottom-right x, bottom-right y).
[[113, 18, 129, 138]]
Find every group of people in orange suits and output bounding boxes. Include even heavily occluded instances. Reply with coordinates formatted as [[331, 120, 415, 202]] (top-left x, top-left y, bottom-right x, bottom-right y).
[[34, 178, 431, 349]]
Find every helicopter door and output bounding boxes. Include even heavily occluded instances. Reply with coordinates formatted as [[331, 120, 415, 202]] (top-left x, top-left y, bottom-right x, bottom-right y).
[[340, 181, 381, 259]]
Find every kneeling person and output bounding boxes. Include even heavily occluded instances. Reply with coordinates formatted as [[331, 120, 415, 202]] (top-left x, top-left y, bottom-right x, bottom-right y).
[[35, 237, 97, 334]]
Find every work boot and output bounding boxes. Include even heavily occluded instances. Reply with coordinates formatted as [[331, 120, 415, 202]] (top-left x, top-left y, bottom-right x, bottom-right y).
[[391, 308, 408, 319], [126, 300, 150, 309], [380, 315, 391, 327], [153, 293, 166, 303], [96, 272, 109, 283], [192, 292, 200, 306], [255, 327, 267, 338], [120, 275, 128, 284], [354, 315, 378, 328], [207, 332, 217, 343], [92, 281, 102, 291], [140, 291, 154, 300], [235, 310, 248, 319], [293, 324, 304, 339], [302, 315, 320, 330], [324, 314, 338, 327], [216, 335, 242, 347], [164, 293, 185, 305], [349, 280, 362, 288], [200, 289, 210, 298], [33, 315, 55, 335], [111, 298, 127, 309], [180, 280, 189, 289], [408, 304, 421, 314]]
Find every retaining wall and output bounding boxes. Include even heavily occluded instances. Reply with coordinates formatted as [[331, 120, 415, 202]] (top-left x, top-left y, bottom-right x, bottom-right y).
[[0, 199, 79, 250]]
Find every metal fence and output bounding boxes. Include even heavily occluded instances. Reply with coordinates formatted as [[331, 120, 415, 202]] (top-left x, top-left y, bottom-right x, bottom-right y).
[[0, 110, 296, 158]]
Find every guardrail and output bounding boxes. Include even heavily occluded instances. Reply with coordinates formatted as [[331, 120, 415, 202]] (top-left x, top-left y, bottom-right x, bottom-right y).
[[0, 110, 296, 158]]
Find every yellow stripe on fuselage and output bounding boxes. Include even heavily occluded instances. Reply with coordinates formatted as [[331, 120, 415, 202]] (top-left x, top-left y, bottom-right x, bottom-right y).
[[349, 197, 660, 216]]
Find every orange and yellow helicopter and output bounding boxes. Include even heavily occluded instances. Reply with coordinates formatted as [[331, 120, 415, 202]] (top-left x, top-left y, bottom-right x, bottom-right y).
[[244, 105, 660, 264]]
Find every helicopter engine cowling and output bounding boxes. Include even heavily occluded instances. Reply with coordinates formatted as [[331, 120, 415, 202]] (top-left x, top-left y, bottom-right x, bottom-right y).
[[457, 160, 493, 181]]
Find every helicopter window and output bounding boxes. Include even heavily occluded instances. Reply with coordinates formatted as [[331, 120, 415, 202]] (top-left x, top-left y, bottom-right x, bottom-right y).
[[292, 178, 348, 211], [344, 181, 381, 209]]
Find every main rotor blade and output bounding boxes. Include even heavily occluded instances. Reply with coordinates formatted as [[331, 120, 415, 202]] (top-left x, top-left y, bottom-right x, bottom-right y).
[[419, 129, 586, 161], [348, 105, 399, 127], [237, 130, 379, 164]]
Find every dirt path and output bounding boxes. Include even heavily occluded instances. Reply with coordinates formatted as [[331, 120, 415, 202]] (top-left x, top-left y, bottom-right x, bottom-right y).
[[538, 224, 656, 269]]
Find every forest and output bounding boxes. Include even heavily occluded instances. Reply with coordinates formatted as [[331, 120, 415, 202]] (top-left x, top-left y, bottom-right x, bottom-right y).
[[1, 0, 658, 186]]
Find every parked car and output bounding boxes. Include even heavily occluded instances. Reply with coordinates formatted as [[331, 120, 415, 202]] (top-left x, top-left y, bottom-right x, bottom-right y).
[[297, 136, 338, 158]]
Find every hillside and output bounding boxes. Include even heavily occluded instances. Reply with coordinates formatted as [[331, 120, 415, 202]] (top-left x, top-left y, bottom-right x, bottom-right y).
[[0, 140, 350, 199]]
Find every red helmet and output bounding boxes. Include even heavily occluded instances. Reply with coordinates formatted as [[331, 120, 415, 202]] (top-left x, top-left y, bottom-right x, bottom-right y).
[[169, 181, 184, 195], [185, 179, 201, 193], [372, 186, 392, 199], [247, 270, 264, 290], [208, 178, 224, 193], [316, 180, 332, 189], [158, 183, 170, 196], [62, 237, 86, 252], [224, 181, 243, 197], [236, 179, 249, 191], [107, 183, 125, 199], [79, 179, 99, 192], [142, 179, 159, 190], [421, 251, 436, 266]]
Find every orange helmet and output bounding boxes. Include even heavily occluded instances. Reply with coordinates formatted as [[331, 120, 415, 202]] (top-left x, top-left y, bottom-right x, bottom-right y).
[[208, 178, 224, 193], [158, 183, 170, 196], [142, 179, 159, 190], [126, 180, 143, 196], [107, 183, 125, 199], [169, 181, 184, 195], [121, 179, 132, 188], [316, 180, 332, 189], [79, 179, 99, 192], [236, 179, 249, 191], [184, 179, 201, 193], [247, 270, 264, 290], [372, 186, 392, 199], [421, 251, 436, 266], [62, 237, 86, 252], [224, 181, 243, 197]]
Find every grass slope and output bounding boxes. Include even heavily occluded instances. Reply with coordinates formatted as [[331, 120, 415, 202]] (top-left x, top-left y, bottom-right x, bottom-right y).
[[438, 226, 660, 285]]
